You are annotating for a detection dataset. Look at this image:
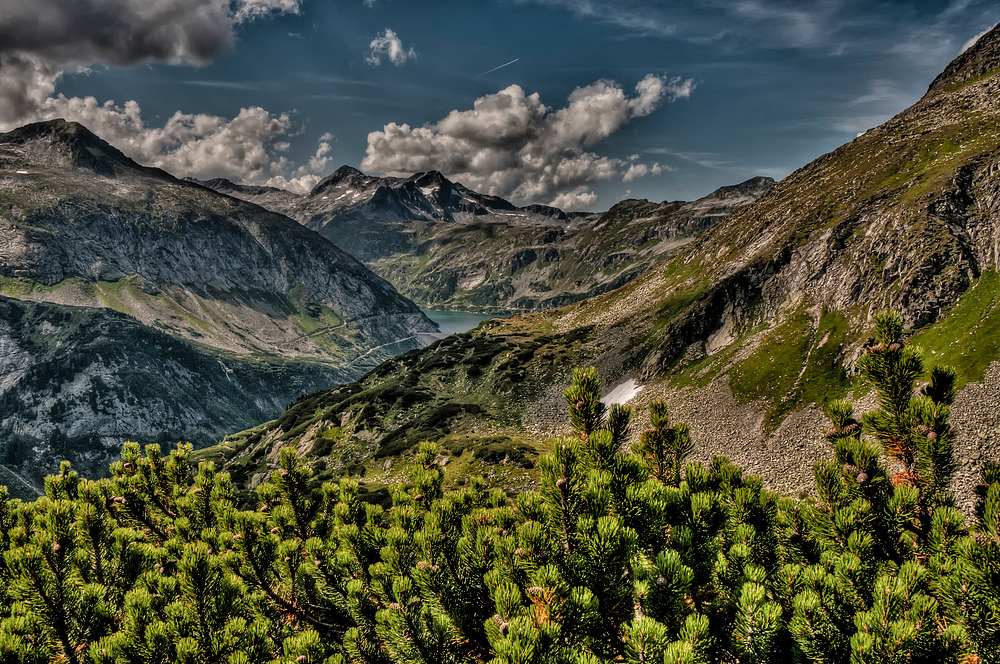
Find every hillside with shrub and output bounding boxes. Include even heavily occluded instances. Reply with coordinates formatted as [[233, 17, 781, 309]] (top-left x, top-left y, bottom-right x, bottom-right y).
[[2, 313, 999, 663], [198, 23, 1000, 508]]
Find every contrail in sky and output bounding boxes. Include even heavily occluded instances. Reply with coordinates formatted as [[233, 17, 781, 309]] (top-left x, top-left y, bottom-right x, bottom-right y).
[[475, 58, 520, 78]]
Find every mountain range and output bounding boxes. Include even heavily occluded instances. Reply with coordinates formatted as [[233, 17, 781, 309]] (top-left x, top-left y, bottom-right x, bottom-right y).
[[0, 119, 438, 495], [199, 170, 773, 312], [199, 23, 1000, 513], [0, 118, 766, 496]]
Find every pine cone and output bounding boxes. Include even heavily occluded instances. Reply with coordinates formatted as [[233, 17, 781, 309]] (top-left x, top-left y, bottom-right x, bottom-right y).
[[856, 473, 869, 484], [556, 478, 567, 488], [927, 432, 938, 441], [656, 576, 668, 586]]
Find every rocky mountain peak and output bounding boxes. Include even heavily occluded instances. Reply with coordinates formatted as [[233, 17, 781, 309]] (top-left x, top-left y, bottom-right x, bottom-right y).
[[704, 176, 777, 200], [312, 165, 368, 193], [926, 22, 1000, 95], [1, 118, 155, 179], [410, 170, 451, 189], [199, 176, 238, 189], [518, 203, 568, 220]]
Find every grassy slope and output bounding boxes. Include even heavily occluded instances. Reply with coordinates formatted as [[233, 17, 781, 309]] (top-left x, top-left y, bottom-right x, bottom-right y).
[[194, 324, 593, 499]]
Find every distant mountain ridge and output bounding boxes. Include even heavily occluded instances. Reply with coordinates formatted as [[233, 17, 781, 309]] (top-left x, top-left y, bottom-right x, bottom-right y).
[[1, 120, 435, 357], [194, 166, 588, 262], [199, 169, 774, 312]]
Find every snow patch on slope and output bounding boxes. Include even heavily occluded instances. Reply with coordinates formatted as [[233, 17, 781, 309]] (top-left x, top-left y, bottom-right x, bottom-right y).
[[601, 379, 643, 405]]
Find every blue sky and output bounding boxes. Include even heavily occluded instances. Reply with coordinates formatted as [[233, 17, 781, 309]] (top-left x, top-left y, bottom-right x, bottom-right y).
[[1, 0, 996, 209]]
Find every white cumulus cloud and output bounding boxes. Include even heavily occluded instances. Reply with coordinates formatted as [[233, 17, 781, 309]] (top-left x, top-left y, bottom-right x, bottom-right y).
[[0, 0, 320, 188], [234, 0, 302, 23], [361, 74, 692, 209], [623, 161, 667, 182], [265, 133, 336, 193], [366, 29, 416, 66]]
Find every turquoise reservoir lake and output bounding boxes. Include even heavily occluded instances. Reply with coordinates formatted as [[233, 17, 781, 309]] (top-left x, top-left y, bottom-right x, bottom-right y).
[[422, 310, 504, 335]]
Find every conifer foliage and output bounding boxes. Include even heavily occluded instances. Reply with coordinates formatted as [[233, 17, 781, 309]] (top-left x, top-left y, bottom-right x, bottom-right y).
[[0, 312, 998, 662]]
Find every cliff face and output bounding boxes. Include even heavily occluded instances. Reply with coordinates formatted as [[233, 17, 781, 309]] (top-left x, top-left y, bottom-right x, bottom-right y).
[[203, 25, 1000, 512], [0, 295, 348, 500], [0, 120, 439, 489]]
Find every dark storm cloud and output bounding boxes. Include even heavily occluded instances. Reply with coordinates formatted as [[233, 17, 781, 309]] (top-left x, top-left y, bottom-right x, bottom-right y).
[[0, 0, 319, 188], [0, 0, 242, 67]]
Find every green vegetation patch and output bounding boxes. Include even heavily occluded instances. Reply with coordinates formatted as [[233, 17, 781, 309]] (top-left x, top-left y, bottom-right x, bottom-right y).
[[376, 402, 484, 458], [729, 308, 851, 432], [648, 278, 712, 340], [669, 321, 771, 392], [910, 270, 1000, 388]]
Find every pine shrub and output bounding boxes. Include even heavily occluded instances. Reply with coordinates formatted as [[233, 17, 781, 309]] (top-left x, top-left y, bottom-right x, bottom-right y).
[[0, 311, 997, 662]]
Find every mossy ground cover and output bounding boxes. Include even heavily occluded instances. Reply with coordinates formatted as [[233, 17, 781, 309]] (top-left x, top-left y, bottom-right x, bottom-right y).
[[910, 270, 1000, 387], [728, 308, 851, 432], [287, 283, 344, 333], [201, 323, 593, 499]]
